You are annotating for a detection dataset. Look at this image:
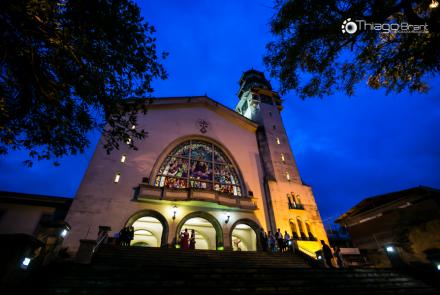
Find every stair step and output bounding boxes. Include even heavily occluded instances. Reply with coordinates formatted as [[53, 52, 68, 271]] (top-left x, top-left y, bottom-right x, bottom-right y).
[[23, 245, 439, 295]]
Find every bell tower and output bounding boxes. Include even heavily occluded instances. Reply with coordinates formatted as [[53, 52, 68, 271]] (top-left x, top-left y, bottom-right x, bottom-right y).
[[236, 70, 328, 253], [235, 69, 301, 184]]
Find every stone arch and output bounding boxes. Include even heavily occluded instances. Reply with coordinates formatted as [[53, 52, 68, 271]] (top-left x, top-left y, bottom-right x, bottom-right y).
[[176, 211, 223, 249], [296, 217, 307, 238], [305, 221, 315, 239], [229, 218, 261, 251], [125, 209, 169, 247], [289, 219, 300, 240], [148, 135, 247, 197]]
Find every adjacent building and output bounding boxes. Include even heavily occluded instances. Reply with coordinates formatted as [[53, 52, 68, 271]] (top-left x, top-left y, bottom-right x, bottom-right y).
[[335, 186, 440, 268]]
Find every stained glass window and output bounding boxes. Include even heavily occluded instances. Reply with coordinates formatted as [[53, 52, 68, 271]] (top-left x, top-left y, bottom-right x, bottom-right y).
[[155, 140, 243, 196]]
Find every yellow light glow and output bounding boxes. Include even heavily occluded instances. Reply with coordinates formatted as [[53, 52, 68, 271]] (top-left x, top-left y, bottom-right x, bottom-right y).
[[281, 153, 285, 162], [276, 137, 281, 144], [430, 1, 439, 8], [296, 241, 322, 259], [286, 172, 290, 181]]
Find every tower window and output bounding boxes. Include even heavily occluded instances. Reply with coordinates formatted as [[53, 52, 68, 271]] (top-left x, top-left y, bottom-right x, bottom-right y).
[[288, 193, 304, 210], [241, 100, 248, 114], [273, 125, 276, 130], [121, 154, 126, 163], [269, 112, 272, 117], [286, 172, 291, 181], [276, 137, 281, 145], [114, 173, 121, 183], [281, 153, 285, 162]]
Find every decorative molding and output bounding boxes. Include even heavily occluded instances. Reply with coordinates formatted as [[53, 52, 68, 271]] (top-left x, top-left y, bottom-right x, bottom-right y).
[[136, 184, 257, 210], [196, 119, 209, 133]]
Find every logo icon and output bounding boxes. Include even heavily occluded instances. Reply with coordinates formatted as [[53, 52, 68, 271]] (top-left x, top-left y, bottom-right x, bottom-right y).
[[342, 18, 358, 34]]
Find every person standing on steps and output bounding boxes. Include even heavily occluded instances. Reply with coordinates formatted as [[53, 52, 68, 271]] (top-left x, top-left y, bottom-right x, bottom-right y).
[[259, 228, 268, 252], [268, 231, 276, 253], [189, 229, 196, 250], [283, 231, 291, 253], [178, 231, 184, 248], [182, 228, 189, 249], [334, 246, 345, 268], [128, 226, 134, 246], [321, 240, 335, 268], [275, 228, 283, 252], [119, 227, 128, 246]]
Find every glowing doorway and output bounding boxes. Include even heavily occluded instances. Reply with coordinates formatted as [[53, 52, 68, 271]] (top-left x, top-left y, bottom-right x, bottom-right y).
[[179, 217, 216, 250], [131, 216, 163, 247], [231, 224, 257, 251]]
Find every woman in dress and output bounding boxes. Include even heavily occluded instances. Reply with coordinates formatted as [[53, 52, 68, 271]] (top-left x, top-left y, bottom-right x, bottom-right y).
[[189, 229, 196, 250], [182, 228, 190, 249]]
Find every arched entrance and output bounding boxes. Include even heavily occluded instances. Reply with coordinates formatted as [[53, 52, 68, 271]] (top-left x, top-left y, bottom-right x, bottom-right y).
[[230, 219, 260, 251], [289, 219, 300, 240], [297, 217, 307, 239], [125, 210, 169, 247], [176, 211, 223, 250]]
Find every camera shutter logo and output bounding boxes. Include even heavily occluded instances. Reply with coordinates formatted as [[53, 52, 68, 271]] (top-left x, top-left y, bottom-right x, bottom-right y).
[[342, 18, 358, 34]]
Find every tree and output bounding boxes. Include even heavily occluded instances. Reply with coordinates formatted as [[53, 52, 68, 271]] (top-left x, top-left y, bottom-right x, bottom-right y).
[[0, 0, 167, 165], [264, 0, 440, 98]]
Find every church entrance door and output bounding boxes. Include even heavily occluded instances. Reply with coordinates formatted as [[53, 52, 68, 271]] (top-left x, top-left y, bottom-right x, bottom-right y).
[[178, 217, 216, 250], [231, 224, 257, 251], [130, 216, 164, 247]]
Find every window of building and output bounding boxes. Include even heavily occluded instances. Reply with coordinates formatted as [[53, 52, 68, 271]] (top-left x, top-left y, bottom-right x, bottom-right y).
[[126, 138, 132, 145], [286, 171, 290, 181], [273, 125, 276, 130], [121, 154, 126, 163], [281, 153, 285, 162], [276, 137, 281, 145], [114, 173, 121, 183], [306, 223, 315, 240], [154, 140, 242, 196], [287, 193, 304, 210], [241, 100, 248, 114], [269, 111, 272, 117]]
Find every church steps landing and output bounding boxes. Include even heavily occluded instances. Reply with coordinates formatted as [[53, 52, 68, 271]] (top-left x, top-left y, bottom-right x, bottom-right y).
[[26, 246, 439, 295]]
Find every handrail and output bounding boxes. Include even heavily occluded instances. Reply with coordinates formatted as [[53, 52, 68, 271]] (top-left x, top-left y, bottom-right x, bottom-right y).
[[92, 231, 108, 254], [297, 244, 318, 259]]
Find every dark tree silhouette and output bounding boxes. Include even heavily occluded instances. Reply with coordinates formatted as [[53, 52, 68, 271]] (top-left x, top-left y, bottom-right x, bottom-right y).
[[264, 0, 440, 98], [0, 0, 167, 165]]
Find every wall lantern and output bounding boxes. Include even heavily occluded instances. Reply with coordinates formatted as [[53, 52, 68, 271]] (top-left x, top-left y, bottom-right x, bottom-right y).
[[386, 246, 395, 253], [21, 257, 31, 269], [225, 212, 230, 224], [60, 229, 68, 238], [172, 206, 178, 220]]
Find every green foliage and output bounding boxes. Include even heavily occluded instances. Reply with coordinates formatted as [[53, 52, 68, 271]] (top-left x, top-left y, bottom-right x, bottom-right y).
[[0, 0, 167, 165], [264, 0, 440, 98]]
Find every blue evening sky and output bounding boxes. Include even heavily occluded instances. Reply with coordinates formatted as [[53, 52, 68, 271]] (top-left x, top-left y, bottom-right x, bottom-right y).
[[1, 1, 439, 226]]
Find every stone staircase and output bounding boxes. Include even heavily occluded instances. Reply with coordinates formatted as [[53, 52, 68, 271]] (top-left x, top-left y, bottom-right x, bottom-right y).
[[25, 245, 439, 294]]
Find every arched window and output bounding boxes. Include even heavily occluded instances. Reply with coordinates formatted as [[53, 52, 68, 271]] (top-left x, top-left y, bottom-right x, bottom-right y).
[[154, 140, 242, 196]]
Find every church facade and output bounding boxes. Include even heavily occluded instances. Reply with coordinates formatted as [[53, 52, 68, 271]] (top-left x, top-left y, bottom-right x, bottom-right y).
[[63, 70, 328, 256]]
